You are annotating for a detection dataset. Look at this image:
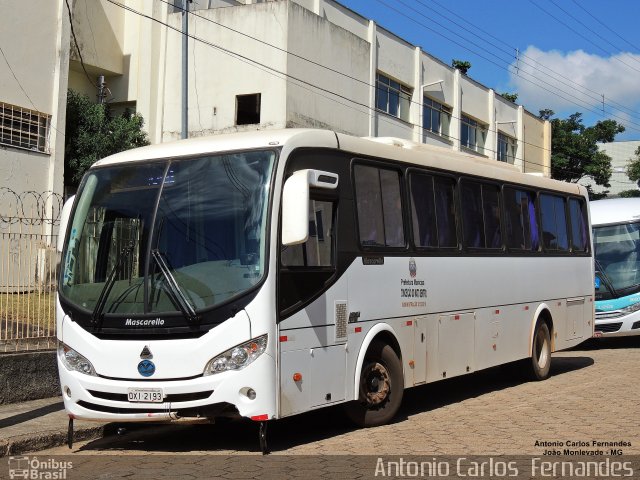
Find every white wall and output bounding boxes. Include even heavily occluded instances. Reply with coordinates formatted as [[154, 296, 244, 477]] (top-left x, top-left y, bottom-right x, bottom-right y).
[[0, 0, 68, 209], [286, 2, 370, 135], [163, 1, 290, 140]]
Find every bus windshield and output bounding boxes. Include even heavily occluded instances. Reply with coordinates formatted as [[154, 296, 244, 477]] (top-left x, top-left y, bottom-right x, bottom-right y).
[[60, 150, 275, 318], [593, 221, 640, 295]]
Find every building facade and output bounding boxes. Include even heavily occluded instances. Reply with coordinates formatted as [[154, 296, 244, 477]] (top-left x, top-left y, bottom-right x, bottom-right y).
[[67, 0, 551, 176], [597, 141, 640, 196], [0, 1, 69, 295]]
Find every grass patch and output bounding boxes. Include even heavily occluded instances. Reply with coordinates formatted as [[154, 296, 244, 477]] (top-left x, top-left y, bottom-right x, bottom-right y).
[[0, 292, 56, 338]]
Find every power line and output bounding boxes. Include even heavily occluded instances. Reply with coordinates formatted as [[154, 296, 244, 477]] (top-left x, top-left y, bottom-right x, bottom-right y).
[[106, 0, 635, 186], [65, 0, 97, 89], [166, 0, 640, 133], [0, 44, 65, 141], [528, 0, 640, 75], [548, 0, 640, 68], [375, 0, 640, 133], [569, 0, 640, 53], [414, 0, 640, 121]]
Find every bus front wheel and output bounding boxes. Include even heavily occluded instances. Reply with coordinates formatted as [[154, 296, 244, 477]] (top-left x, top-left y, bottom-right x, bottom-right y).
[[345, 340, 403, 427], [529, 321, 551, 381]]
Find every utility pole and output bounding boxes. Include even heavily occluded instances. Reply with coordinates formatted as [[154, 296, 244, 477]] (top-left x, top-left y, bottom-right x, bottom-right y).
[[181, 0, 189, 139], [97, 75, 107, 104]]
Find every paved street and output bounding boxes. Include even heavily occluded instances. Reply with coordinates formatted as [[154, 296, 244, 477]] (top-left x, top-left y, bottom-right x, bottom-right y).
[[33, 337, 639, 458]]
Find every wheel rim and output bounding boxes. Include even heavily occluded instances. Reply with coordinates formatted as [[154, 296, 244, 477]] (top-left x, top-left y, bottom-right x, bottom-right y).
[[360, 361, 391, 407], [535, 328, 550, 369]]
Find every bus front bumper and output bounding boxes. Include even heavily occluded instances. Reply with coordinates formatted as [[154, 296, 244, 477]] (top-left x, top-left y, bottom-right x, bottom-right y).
[[58, 353, 276, 422], [594, 309, 640, 337]]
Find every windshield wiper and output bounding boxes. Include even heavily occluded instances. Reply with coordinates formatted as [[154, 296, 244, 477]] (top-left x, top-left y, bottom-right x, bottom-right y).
[[151, 249, 198, 323], [92, 241, 135, 328], [594, 258, 619, 298]]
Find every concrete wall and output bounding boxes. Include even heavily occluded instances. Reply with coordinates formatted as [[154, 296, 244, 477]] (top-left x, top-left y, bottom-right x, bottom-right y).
[[0, 0, 68, 212], [162, 1, 289, 141], [286, 2, 370, 135], [0, 352, 60, 405], [523, 110, 549, 175]]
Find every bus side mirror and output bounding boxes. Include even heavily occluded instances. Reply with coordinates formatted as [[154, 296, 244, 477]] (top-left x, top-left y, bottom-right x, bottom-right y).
[[281, 169, 338, 246], [57, 195, 75, 253]]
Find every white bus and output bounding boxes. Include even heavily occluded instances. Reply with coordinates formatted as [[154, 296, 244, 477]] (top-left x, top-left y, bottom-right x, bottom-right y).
[[57, 129, 593, 452], [590, 197, 640, 337]]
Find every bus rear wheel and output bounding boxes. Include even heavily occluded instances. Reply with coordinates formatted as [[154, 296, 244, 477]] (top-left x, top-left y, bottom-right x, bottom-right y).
[[528, 321, 551, 380], [345, 340, 403, 427]]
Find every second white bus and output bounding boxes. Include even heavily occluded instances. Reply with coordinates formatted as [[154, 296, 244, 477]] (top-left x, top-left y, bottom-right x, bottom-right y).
[[56, 129, 594, 452], [591, 197, 640, 337]]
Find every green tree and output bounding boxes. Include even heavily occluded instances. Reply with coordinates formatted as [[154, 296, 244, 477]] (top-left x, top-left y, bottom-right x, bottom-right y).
[[540, 111, 625, 197], [625, 146, 640, 183], [500, 92, 518, 103], [64, 90, 150, 187], [451, 59, 471, 74]]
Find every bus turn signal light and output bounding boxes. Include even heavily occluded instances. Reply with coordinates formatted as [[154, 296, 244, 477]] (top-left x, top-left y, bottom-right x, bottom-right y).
[[293, 373, 302, 382]]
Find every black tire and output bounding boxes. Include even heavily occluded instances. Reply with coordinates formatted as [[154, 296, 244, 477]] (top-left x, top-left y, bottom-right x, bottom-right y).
[[528, 321, 552, 381], [344, 340, 404, 427]]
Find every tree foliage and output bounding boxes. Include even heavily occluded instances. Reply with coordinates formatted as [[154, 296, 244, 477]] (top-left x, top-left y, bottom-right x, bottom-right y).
[[618, 189, 640, 198], [64, 90, 150, 187], [625, 146, 640, 183], [451, 59, 471, 74], [500, 92, 518, 103], [539, 110, 625, 196]]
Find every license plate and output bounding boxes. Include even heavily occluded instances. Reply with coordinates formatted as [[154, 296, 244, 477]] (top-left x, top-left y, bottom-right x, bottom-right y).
[[127, 388, 164, 403]]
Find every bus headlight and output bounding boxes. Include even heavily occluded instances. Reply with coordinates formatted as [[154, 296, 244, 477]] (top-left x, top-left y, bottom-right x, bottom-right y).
[[204, 335, 267, 376], [621, 302, 640, 314], [58, 342, 96, 376]]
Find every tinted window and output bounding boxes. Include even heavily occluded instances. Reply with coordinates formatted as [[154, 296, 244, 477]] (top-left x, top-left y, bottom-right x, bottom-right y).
[[540, 194, 569, 251], [504, 187, 539, 251], [410, 173, 457, 248], [569, 198, 588, 252], [354, 165, 404, 247], [461, 180, 502, 249]]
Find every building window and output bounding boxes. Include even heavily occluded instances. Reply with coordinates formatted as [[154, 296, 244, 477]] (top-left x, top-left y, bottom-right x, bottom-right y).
[[375, 73, 412, 122], [423, 97, 451, 137], [236, 93, 261, 125], [0, 102, 50, 153], [498, 133, 517, 163], [461, 115, 487, 155]]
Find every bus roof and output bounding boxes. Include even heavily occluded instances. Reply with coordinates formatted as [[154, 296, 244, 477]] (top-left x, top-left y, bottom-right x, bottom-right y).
[[93, 128, 585, 197], [590, 197, 640, 226]]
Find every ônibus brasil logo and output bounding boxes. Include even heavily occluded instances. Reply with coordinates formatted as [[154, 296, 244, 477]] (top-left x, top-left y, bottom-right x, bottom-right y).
[[409, 258, 417, 278]]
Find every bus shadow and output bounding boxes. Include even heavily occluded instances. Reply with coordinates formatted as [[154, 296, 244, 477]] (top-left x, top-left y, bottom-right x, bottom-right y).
[[571, 336, 640, 351], [76, 355, 594, 454], [396, 355, 594, 420]]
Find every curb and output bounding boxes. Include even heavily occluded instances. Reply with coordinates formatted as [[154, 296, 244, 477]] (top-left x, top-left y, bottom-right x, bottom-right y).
[[0, 424, 113, 457]]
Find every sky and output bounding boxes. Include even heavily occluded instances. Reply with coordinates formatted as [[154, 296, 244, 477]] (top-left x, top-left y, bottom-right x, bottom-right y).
[[340, 0, 640, 141]]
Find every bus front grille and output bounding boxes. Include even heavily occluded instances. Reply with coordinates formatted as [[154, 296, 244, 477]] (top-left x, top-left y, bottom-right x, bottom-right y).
[[594, 322, 623, 333], [595, 310, 625, 320]]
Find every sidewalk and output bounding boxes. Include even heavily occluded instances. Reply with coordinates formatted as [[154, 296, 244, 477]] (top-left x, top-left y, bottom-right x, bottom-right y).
[[0, 397, 111, 456]]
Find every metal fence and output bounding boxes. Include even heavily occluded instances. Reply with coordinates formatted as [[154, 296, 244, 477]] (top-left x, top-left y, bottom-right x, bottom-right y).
[[0, 189, 62, 352]]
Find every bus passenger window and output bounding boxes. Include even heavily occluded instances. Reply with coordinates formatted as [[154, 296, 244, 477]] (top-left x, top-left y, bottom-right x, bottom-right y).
[[281, 200, 334, 267], [354, 165, 404, 248], [540, 194, 569, 251], [410, 173, 457, 248], [504, 188, 539, 251], [569, 198, 588, 252], [461, 180, 502, 249]]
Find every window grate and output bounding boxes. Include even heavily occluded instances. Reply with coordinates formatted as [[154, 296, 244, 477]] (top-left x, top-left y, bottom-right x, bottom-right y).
[[0, 102, 50, 153]]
